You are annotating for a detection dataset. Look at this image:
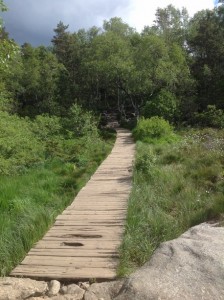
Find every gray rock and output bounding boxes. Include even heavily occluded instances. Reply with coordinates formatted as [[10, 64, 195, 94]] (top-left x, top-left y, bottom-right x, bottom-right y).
[[79, 282, 90, 291], [0, 277, 48, 300], [85, 281, 124, 300], [51, 296, 73, 300], [51, 295, 84, 300], [61, 283, 85, 299], [29, 298, 50, 300], [48, 280, 61, 296], [115, 223, 224, 300]]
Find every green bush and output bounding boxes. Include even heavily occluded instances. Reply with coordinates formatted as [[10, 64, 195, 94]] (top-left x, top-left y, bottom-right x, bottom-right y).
[[194, 105, 224, 128], [0, 83, 16, 113], [62, 104, 99, 138], [0, 112, 44, 175], [133, 116, 176, 143], [31, 114, 62, 140], [142, 90, 177, 122], [31, 114, 64, 158], [135, 142, 157, 175]]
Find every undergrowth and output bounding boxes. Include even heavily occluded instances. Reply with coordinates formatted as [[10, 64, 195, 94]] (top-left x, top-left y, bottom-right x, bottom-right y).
[[0, 108, 115, 275], [118, 127, 224, 276]]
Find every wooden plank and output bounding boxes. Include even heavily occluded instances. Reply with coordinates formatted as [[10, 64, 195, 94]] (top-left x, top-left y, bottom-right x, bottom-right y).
[[66, 207, 127, 211], [20, 258, 118, 268], [56, 215, 126, 221], [44, 232, 123, 238], [11, 266, 117, 280], [21, 255, 118, 264], [28, 249, 119, 257], [54, 220, 125, 225], [61, 211, 125, 216], [33, 240, 120, 250], [46, 227, 124, 233]]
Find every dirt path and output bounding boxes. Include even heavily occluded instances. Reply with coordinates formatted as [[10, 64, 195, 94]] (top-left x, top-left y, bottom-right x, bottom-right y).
[[11, 128, 135, 281]]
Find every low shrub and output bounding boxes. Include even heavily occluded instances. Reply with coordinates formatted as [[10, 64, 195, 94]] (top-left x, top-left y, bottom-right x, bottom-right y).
[[0, 111, 44, 175], [62, 104, 99, 138], [133, 116, 177, 144], [194, 105, 224, 128]]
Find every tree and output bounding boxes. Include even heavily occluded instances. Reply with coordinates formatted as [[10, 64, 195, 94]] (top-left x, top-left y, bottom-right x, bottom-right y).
[[0, 2, 21, 113], [103, 17, 135, 37], [142, 89, 178, 122], [51, 21, 69, 64], [152, 5, 189, 46], [84, 25, 135, 114], [187, 6, 224, 110], [0, 1, 20, 79], [15, 44, 62, 116], [133, 33, 192, 115]]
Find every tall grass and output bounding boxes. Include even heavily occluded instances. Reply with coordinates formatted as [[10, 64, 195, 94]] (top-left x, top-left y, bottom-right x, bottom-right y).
[[118, 127, 224, 276], [0, 132, 115, 276]]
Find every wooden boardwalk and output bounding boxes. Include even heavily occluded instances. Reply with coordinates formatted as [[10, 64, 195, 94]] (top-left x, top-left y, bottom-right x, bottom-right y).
[[11, 128, 135, 281]]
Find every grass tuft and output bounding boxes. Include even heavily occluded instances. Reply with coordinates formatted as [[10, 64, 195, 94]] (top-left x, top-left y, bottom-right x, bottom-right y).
[[118, 128, 224, 276]]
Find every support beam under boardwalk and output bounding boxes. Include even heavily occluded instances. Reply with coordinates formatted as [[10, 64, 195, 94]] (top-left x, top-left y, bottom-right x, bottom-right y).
[[10, 128, 135, 281]]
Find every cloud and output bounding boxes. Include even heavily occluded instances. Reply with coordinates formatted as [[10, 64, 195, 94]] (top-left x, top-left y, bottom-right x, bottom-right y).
[[121, 0, 215, 31], [3, 0, 215, 46], [3, 0, 130, 45]]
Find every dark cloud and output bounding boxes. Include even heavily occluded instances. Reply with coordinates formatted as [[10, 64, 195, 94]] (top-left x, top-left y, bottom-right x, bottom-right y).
[[3, 0, 130, 46]]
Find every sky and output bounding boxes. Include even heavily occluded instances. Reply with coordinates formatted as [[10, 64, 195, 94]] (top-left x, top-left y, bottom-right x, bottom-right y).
[[2, 0, 216, 46]]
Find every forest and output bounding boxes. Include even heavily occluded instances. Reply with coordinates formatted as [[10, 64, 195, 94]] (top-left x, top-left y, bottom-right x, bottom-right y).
[[0, 1, 224, 275], [1, 3, 224, 124]]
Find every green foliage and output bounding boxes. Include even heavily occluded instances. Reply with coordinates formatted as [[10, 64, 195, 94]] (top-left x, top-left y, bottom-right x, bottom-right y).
[[153, 5, 189, 45], [0, 0, 7, 12], [0, 110, 115, 275], [17, 44, 62, 116], [194, 105, 224, 128], [142, 90, 177, 122], [133, 116, 176, 143], [31, 114, 62, 140], [103, 17, 134, 36], [187, 6, 224, 110], [0, 103, 105, 176], [62, 104, 99, 138], [0, 83, 15, 113], [0, 39, 20, 78], [0, 112, 44, 175], [0, 133, 114, 275], [119, 128, 224, 275]]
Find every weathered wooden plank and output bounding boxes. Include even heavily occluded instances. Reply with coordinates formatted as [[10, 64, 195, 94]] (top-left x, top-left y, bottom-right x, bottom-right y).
[[44, 232, 123, 239], [11, 266, 117, 280], [56, 215, 126, 221], [21, 255, 118, 264], [20, 258, 118, 268], [61, 211, 125, 216], [46, 226, 124, 233], [28, 249, 119, 257], [33, 240, 120, 250]]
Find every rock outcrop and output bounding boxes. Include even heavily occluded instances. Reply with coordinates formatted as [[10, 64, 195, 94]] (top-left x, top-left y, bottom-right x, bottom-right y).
[[1, 223, 223, 300], [0, 277, 48, 300], [84, 281, 124, 300], [115, 223, 224, 300]]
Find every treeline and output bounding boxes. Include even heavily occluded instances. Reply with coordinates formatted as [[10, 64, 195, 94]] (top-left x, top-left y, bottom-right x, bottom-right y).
[[1, 4, 224, 124]]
